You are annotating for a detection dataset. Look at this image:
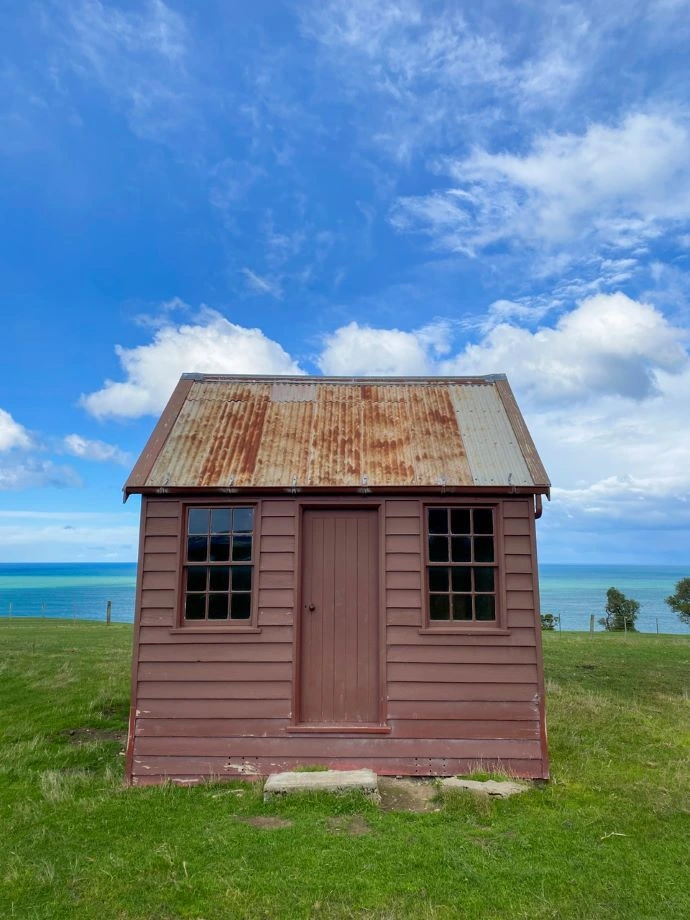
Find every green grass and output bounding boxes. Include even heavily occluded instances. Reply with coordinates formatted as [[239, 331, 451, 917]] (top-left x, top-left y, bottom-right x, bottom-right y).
[[1, 621, 689, 919]]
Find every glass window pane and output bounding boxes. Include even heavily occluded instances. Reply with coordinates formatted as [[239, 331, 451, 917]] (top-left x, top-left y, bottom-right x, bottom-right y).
[[429, 594, 450, 620], [428, 508, 448, 534], [187, 535, 207, 562], [474, 537, 495, 563], [209, 566, 230, 592], [451, 567, 472, 592], [232, 565, 252, 592], [474, 567, 495, 592], [188, 508, 208, 535], [452, 595, 472, 620], [232, 535, 252, 561], [209, 534, 230, 562], [211, 509, 231, 534], [186, 566, 207, 592], [473, 508, 493, 534], [185, 594, 205, 620], [231, 593, 251, 619], [428, 567, 449, 592], [233, 508, 254, 533], [428, 536, 448, 562], [475, 595, 496, 621], [450, 509, 471, 534], [208, 594, 229, 620], [451, 536, 471, 562]]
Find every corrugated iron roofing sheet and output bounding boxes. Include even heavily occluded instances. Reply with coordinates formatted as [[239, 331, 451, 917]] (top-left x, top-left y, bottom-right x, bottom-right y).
[[125, 375, 550, 493]]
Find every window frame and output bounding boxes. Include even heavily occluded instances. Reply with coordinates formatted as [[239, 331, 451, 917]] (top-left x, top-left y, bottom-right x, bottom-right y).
[[421, 500, 507, 633], [175, 500, 261, 632]]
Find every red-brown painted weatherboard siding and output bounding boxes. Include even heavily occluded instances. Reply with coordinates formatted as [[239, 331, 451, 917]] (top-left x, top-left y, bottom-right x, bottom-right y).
[[127, 495, 548, 784]]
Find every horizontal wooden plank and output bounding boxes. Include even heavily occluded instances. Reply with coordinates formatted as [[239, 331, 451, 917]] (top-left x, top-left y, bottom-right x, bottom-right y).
[[131, 755, 544, 780], [136, 698, 292, 719], [261, 500, 296, 516], [385, 570, 421, 591], [386, 553, 422, 573], [385, 500, 419, 517], [386, 518, 421, 536], [387, 645, 536, 665], [136, 718, 289, 737], [139, 643, 292, 663], [505, 555, 532, 574], [507, 610, 537, 628], [138, 661, 291, 682], [387, 700, 540, 721], [141, 589, 175, 609], [144, 535, 178, 555], [260, 535, 295, 553], [387, 609, 422, 627], [142, 571, 176, 591], [504, 534, 532, 555], [387, 682, 538, 702], [146, 500, 179, 519], [136, 680, 292, 700], [260, 517, 296, 537], [134, 736, 542, 759], [502, 500, 530, 519], [138, 625, 292, 645], [387, 662, 538, 683], [386, 589, 421, 609], [260, 570, 294, 590], [503, 517, 531, 536], [386, 534, 421, 553], [142, 552, 177, 572], [505, 573, 533, 591], [145, 517, 179, 537], [258, 588, 294, 608], [389, 720, 540, 740], [258, 610, 293, 626], [259, 552, 294, 572], [140, 609, 174, 628], [505, 591, 535, 610], [385, 626, 535, 647]]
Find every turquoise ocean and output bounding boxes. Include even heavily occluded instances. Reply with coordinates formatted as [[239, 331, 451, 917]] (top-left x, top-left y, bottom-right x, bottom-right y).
[[0, 563, 688, 634]]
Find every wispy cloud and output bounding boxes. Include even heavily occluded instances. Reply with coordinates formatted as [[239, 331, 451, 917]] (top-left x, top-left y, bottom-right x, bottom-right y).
[[0, 458, 81, 491], [62, 434, 131, 466], [241, 268, 283, 299], [0, 408, 32, 451]]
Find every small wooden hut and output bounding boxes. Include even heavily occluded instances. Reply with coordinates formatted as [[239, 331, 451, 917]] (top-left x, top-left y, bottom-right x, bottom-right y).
[[123, 374, 550, 784]]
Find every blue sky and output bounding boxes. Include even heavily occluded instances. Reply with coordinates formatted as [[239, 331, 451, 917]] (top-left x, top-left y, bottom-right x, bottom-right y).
[[1, 0, 690, 564]]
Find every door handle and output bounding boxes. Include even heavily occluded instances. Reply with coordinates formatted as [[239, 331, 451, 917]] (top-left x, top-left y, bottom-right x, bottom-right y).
[[307, 603, 316, 611]]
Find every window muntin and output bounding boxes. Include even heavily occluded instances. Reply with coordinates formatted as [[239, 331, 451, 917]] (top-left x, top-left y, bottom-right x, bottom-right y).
[[183, 507, 254, 622], [426, 507, 497, 624]]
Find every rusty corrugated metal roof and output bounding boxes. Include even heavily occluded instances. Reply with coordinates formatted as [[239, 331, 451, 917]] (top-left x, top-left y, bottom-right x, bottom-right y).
[[124, 375, 550, 494]]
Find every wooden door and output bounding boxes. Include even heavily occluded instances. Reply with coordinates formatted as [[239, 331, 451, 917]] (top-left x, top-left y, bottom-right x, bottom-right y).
[[299, 509, 380, 725]]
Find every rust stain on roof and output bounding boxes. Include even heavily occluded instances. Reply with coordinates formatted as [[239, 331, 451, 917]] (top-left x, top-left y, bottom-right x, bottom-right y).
[[128, 375, 550, 493]]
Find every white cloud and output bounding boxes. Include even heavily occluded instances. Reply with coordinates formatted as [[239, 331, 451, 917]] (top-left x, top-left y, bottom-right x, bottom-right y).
[[318, 320, 452, 376], [63, 434, 131, 466], [0, 408, 32, 451], [241, 268, 283, 299], [391, 113, 690, 257], [81, 306, 303, 419], [446, 291, 687, 401], [0, 510, 139, 562], [0, 459, 81, 491]]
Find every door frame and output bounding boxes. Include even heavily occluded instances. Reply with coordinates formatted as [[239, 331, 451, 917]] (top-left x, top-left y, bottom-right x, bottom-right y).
[[290, 498, 388, 731]]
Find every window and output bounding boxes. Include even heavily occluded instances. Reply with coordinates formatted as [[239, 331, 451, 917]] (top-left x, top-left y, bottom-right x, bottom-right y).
[[426, 506, 497, 624], [183, 506, 254, 622]]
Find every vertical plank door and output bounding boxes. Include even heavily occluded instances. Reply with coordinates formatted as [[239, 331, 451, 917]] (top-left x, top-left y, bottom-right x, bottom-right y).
[[299, 509, 380, 725]]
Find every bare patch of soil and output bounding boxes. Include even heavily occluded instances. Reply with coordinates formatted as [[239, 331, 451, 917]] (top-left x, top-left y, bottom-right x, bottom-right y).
[[326, 815, 372, 836], [62, 728, 126, 745], [377, 777, 440, 813], [239, 816, 293, 830]]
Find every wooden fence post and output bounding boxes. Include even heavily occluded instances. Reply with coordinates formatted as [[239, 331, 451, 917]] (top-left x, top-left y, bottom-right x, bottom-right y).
[[106, 600, 112, 626], [589, 614, 594, 637]]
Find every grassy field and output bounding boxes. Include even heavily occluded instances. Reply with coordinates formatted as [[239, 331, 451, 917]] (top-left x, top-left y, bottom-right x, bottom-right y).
[[1, 621, 688, 919]]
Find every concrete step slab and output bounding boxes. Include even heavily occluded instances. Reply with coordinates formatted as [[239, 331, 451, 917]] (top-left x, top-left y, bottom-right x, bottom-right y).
[[440, 777, 529, 798], [264, 769, 379, 802]]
